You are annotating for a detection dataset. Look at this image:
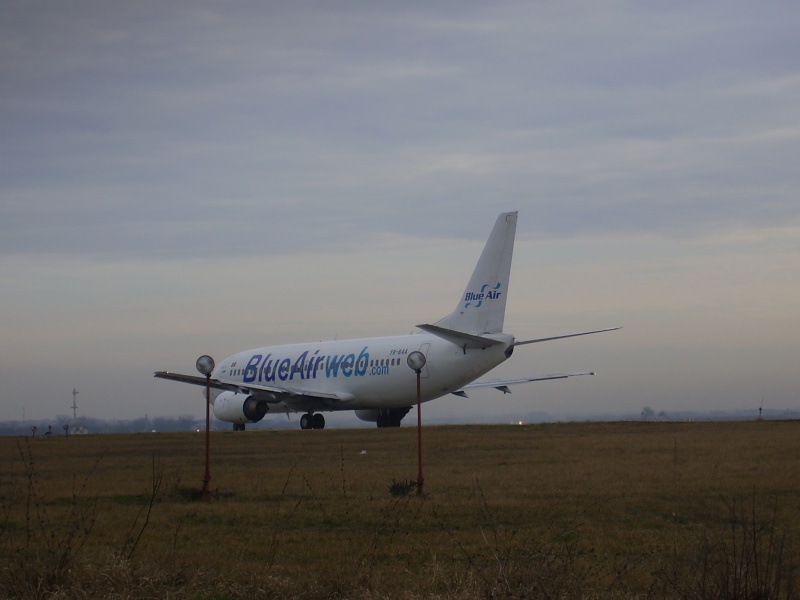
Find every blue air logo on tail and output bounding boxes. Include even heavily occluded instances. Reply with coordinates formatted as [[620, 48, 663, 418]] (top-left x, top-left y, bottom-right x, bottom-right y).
[[464, 283, 503, 308]]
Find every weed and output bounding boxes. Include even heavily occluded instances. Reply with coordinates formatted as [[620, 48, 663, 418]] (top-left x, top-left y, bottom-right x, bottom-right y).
[[121, 454, 164, 561], [0, 442, 167, 599], [0, 440, 103, 595], [658, 491, 797, 600], [388, 478, 417, 496]]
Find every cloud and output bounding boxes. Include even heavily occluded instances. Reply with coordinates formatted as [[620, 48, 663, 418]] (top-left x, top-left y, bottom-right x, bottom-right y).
[[1, 1, 799, 421], [3, 1, 799, 260]]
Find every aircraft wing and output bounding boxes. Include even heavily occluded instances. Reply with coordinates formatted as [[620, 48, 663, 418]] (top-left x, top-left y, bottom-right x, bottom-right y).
[[156, 371, 236, 391], [153, 371, 353, 403], [451, 372, 595, 397]]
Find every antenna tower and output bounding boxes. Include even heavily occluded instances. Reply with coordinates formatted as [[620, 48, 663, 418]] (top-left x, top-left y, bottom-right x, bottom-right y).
[[71, 388, 79, 422]]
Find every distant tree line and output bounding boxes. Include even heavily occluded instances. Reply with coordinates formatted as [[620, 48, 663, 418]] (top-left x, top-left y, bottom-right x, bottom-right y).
[[638, 407, 800, 422], [2, 407, 799, 436], [0, 415, 204, 436]]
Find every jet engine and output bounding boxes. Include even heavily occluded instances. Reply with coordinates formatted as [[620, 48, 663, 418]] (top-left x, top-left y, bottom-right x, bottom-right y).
[[355, 407, 412, 428], [212, 391, 269, 424]]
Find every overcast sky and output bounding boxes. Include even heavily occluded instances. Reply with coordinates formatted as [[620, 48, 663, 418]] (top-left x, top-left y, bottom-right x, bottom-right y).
[[2, 1, 799, 425]]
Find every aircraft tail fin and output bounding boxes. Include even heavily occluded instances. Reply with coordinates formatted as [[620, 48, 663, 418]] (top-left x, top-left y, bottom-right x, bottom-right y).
[[434, 211, 517, 335]]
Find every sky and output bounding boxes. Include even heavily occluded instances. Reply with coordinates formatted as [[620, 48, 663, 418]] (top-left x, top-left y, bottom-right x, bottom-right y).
[[1, 1, 799, 425]]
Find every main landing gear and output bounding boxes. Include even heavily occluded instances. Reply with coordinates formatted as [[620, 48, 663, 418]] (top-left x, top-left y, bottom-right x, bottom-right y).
[[376, 407, 412, 428], [300, 412, 325, 430]]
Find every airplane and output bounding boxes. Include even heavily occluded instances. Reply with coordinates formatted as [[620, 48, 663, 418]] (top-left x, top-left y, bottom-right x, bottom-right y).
[[155, 212, 618, 430]]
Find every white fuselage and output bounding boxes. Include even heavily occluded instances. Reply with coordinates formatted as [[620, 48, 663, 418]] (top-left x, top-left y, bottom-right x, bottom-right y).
[[212, 332, 515, 412]]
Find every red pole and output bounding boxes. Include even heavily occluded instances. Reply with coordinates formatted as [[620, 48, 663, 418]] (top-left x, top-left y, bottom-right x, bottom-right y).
[[416, 369, 424, 495], [201, 373, 211, 501]]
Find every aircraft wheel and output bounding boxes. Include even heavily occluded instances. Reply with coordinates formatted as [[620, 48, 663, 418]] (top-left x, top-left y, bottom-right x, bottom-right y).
[[376, 411, 403, 428], [312, 413, 325, 430], [300, 413, 312, 430]]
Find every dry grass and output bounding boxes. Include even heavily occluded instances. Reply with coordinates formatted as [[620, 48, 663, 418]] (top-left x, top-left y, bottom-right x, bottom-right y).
[[1, 421, 799, 598]]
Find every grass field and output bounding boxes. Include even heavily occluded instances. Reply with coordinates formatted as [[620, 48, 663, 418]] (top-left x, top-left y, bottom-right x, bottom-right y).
[[2, 420, 799, 599]]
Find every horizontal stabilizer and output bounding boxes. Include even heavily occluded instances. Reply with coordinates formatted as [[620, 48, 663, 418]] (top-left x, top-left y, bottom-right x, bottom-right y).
[[416, 324, 504, 349], [453, 371, 595, 397], [514, 327, 620, 346]]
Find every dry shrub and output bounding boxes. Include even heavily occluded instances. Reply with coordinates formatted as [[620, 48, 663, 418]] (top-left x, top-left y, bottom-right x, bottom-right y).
[[658, 492, 797, 600]]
